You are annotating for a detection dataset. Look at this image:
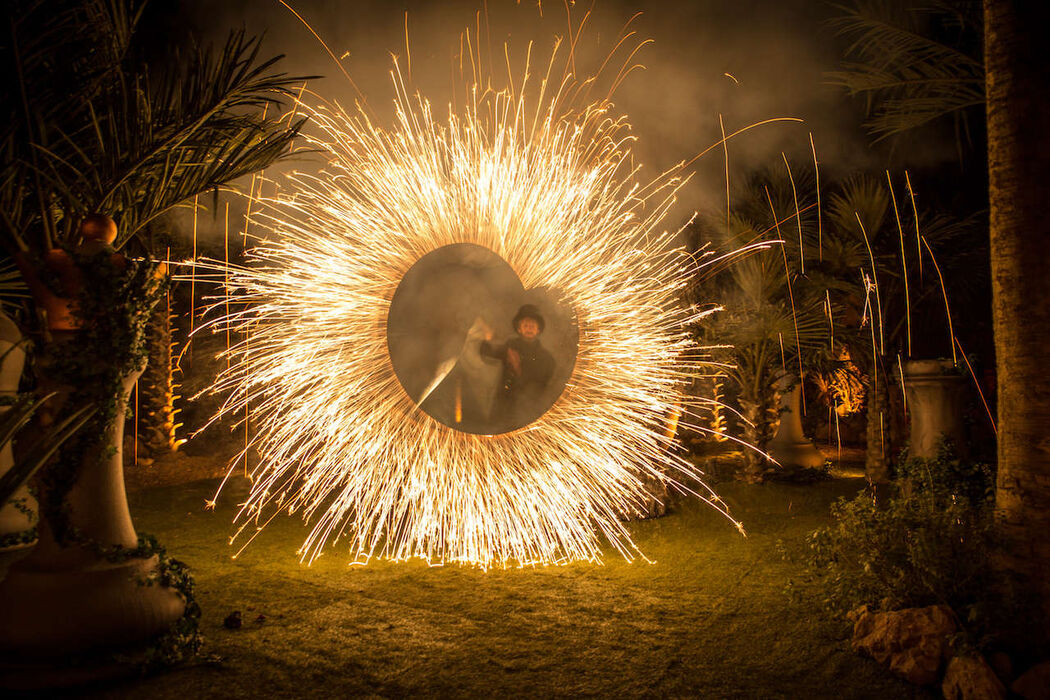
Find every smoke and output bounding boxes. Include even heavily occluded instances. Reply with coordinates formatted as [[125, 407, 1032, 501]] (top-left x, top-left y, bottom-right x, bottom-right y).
[[386, 243, 578, 434], [166, 0, 959, 242]]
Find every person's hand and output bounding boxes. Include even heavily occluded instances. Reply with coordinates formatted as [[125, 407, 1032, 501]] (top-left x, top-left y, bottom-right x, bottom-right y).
[[475, 317, 493, 341], [506, 347, 521, 375]]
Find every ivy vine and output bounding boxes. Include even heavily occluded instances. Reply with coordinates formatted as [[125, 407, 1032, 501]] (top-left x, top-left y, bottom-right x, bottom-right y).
[[105, 533, 204, 673], [37, 249, 165, 544], [28, 249, 203, 671], [0, 494, 38, 549]]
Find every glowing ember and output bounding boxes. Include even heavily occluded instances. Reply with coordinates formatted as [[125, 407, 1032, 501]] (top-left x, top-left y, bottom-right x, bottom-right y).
[[196, 39, 744, 567]]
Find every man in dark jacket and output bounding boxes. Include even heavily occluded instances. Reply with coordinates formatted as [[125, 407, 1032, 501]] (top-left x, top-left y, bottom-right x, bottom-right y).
[[479, 304, 555, 430]]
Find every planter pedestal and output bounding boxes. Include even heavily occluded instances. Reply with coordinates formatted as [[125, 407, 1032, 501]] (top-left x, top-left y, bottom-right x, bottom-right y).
[[0, 368, 185, 671], [903, 359, 966, 459], [768, 375, 825, 470]]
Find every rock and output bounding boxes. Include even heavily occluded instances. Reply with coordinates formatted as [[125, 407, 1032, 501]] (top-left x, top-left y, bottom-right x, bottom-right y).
[[942, 655, 1006, 700], [1012, 660, 1050, 700], [223, 610, 242, 629], [851, 604, 956, 686], [847, 604, 871, 623]]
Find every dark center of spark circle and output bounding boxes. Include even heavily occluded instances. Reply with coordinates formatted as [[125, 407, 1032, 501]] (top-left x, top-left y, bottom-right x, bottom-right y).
[[386, 243, 578, 435]]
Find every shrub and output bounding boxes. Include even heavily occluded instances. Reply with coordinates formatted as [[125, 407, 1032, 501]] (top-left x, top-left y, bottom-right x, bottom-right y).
[[803, 442, 1006, 646]]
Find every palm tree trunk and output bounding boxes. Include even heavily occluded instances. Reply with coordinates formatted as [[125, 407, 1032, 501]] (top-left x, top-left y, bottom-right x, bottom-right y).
[[864, 356, 909, 483], [864, 368, 891, 482], [985, 0, 1050, 622], [136, 292, 180, 456], [740, 375, 778, 482]]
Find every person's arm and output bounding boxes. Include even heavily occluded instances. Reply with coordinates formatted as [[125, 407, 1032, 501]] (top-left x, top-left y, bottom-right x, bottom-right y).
[[479, 340, 507, 360]]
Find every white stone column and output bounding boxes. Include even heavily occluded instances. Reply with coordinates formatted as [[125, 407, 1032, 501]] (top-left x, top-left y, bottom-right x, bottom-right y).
[[0, 366, 185, 661], [768, 374, 826, 469]]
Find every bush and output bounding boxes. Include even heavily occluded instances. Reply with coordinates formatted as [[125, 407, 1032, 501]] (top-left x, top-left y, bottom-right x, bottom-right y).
[[803, 442, 1005, 646]]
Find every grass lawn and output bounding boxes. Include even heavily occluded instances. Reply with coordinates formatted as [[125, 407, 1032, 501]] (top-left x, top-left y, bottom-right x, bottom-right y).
[[79, 476, 921, 698]]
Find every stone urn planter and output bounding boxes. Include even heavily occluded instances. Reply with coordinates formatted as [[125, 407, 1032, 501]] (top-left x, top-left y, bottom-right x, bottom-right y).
[[768, 374, 825, 470], [903, 359, 966, 459], [0, 312, 35, 566], [0, 218, 185, 682], [0, 366, 185, 668]]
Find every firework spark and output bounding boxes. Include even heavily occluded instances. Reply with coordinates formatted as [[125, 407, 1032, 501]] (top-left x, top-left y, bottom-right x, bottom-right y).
[[195, 41, 747, 567]]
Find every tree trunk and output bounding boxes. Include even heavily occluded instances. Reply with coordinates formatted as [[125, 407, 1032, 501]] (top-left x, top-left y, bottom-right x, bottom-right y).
[[863, 358, 907, 483], [136, 294, 181, 456], [689, 374, 729, 445], [865, 368, 891, 482], [985, 0, 1050, 623], [740, 381, 778, 482]]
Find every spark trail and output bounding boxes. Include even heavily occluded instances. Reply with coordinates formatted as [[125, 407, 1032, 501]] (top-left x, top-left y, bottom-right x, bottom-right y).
[[195, 39, 748, 567]]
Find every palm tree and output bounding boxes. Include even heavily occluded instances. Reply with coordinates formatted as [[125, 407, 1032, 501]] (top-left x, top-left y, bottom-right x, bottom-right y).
[[2, 3, 306, 253], [688, 170, 833, 480], [833, 0, 1050, 626], [2, 0, 308, 463], [984, 0, 1050, 627], [2, 0, 306, 498], [828, 0, 984, 146], [807, 174, 980, 479]]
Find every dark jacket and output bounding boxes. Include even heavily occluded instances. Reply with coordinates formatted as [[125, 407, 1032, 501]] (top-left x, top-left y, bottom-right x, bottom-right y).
[[480, 336, 555, 427]]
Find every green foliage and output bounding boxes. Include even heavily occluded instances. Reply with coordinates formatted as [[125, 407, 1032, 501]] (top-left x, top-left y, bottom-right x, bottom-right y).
[[0, 522, 37, 548], [827, 0, 984, 143], [144, 554, 203, 672], [39, 252, 166, 543], [803, 442, 1004, 644], [1, 0, 310, 253], [103, 533, 203, 673], [895, 439, 994, 506], [806, 483, 992, 612]]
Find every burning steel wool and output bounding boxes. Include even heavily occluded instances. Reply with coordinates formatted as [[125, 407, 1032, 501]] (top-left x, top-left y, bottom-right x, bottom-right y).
[[195, 35, 750, 567]]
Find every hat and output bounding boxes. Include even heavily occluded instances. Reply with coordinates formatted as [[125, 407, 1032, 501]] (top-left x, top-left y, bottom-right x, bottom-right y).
[[512, 304, 545, 333]]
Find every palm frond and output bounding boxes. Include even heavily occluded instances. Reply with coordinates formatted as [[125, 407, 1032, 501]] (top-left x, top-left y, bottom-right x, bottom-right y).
[[825, 174, 890, 243], [827, 0, 984, 141], [2, 0, 313, 256], [0, 396, 97, 507], [0, 260, 30, 311]]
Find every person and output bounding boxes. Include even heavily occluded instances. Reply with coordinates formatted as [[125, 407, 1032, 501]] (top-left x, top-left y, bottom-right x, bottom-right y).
[[479, 304, 555, 429]]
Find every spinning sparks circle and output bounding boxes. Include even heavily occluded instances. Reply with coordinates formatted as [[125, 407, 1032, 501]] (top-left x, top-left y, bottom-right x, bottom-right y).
[[203, 44, 741, 567]]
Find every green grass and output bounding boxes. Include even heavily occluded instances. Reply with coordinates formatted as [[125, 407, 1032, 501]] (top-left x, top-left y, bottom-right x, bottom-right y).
[[82, 477, 919, 698]]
